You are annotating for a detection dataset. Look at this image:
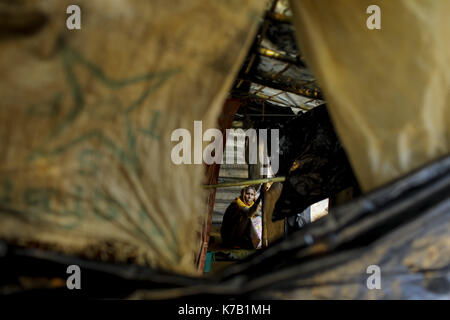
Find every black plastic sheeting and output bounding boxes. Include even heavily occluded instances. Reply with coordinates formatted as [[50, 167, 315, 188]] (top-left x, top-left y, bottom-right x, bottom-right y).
[[1, 154, 449, 299], [272, 104, 359, 220]]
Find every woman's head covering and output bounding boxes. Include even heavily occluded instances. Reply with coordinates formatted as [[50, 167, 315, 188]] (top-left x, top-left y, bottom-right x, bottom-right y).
[[236, 186, 257, 208]]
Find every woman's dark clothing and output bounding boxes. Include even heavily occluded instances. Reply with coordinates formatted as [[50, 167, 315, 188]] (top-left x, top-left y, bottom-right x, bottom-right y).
[[220, 199, 254, 249]]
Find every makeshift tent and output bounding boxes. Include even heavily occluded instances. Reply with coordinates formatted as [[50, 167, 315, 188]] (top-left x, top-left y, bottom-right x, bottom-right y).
[[0, 0, 449, 299]]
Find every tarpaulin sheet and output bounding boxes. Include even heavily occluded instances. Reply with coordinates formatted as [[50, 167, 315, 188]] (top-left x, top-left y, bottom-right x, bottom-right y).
[[290, 0, 450, 191], [0, 0, 265, 275]]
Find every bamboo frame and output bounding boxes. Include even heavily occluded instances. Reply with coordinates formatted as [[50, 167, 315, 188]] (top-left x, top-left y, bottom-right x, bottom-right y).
[[203, 176, 286, 189]]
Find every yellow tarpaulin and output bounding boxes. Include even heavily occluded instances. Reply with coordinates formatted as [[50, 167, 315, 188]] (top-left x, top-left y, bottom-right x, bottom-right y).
[[290, 0, 450, 191], [0, 0, 266, 275]]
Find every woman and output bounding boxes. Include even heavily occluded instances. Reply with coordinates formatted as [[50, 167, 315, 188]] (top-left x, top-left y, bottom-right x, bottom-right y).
[[220, 186, 262, 249]]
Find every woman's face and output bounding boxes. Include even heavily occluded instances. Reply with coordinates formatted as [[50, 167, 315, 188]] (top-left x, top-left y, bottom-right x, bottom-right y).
[[244, 188, 256, 205]]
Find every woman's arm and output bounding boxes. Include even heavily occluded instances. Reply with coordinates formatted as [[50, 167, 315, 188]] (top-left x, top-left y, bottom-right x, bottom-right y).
[[244, 194, 262, 218]]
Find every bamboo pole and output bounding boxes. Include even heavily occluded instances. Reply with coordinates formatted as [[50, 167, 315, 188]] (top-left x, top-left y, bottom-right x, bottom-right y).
[[203, 176, 286, 189]]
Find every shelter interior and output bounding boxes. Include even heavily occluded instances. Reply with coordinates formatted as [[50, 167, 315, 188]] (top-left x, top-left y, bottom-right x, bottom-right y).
[[203, 0, 356, 276]]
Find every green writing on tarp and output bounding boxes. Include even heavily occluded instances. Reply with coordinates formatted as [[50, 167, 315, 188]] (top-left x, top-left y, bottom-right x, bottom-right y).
[[28, 38, 181, 173], [0, 179, 13, 205], [140, 110, 161, 140], [3, 38, 181, 241], [78, 149, 104, 175], [0, 178, 168, 245], [92, 189, 121, 221], [27, 92, 63, 118], [23, 186, 84, 229]]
